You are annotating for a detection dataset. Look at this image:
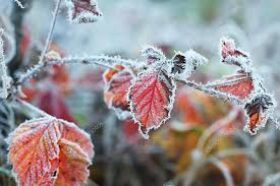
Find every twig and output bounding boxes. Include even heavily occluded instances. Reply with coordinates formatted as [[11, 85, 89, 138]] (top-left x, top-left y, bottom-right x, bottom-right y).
[[0, 29, 12, 99], [13, 0, 25, 8], [17, 55, 142, 85], [17, 0, 62, 84], [38, 0, 62, 66], [16, 98, 53, 118]]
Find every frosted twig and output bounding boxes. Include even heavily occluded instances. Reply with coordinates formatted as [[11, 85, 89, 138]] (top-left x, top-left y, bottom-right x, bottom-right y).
[[0, 29, 12, 99], [38, 0, 62, 65], [17, 55, 142, 85], [177, 79, 242, 105], [18, 0, 62, 85], [16, 98, 53, 118], [13, 0, 25, 9]]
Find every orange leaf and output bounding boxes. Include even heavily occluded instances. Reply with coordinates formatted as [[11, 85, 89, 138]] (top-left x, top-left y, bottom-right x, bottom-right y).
[[7, 117, 93, 186], [104, 69, 134, 112]]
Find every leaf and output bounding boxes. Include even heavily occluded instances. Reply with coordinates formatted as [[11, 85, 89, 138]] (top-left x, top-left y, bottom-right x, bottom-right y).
[[7, 117, 94, 186], [56, 120, 94, 185], [220, 37, 250, 69], [243, 94, 274, 135], [171, 50, 207, 78], [7, 118, 61, 186], [65, 0, 102, 23], [129, 64, 176, 138], [206, 72, 254, 100], [103, 66, 134, 114], [141, 46, 165, 64]]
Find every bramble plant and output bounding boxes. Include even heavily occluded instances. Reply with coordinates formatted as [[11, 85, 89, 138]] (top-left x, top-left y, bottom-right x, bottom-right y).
[[1, 0, 280, 185]]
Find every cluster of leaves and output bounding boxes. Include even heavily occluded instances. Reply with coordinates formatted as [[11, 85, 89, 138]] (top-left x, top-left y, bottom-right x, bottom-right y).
[[103, 38, 276, 139], [0, 0, 279, 186]]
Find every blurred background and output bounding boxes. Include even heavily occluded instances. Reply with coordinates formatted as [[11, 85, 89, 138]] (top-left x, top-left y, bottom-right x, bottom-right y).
[[1, 0, 280, 185]]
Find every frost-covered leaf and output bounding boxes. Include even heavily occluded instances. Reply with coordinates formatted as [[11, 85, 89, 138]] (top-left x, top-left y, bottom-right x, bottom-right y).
[[56, 120, 93, 185], [141, 46, 166, 64], [65, 0, 102, 23], [7, 118, 61, 186], [7, 117, 94, 186], [243, 94, 275, 135], [172, 49, 208, 79], [206, 72, 254, 100], [129, 61, 176, 138], [220, 37, 250, 70], [104, 66, 134, 118]]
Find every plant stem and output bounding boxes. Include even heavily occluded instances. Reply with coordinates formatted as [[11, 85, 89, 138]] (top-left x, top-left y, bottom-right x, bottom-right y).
[[17, 55, 141, 85], [16, 98, 53, 118], [17, 0, 62, 85]]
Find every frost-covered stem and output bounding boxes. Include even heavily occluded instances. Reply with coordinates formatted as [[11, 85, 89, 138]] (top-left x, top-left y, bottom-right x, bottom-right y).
[[0, 29, 12, 99], [13, 0, 25, 8], [17, 55, 141, 85], [177, 79, 242, 105], [16, 98, 53, 118], [17, 0, 61, 85], [208, 158, 234, 186], [38, 0, 62, 65]]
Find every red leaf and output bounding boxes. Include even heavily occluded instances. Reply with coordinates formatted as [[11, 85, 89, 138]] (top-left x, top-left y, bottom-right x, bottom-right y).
[[206, 72, 254, 100], [7, 117, 93, 186], [244, 94, 274, 134], [104, 68, 134, 112], [66, 0, 102, 23], [129, 68, 176, 138], [38, 89, 76, 123], [7, 118, 61, 186]]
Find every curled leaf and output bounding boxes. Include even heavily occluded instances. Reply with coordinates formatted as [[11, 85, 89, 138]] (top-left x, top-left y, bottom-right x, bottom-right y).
[[103, 66, 134, 119], [220, 37, 250, 70], [244, 94, 275, 134], [171, 50, 207, 80]]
